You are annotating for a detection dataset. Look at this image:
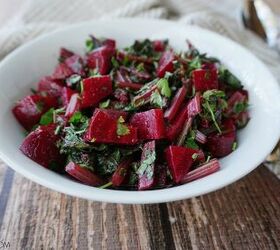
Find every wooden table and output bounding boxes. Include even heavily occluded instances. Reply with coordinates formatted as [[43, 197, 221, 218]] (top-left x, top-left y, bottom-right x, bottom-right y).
[[0, 162, 279, 250]]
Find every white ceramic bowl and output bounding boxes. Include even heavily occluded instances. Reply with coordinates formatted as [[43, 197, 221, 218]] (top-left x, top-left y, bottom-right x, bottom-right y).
[[0, 19, 280, 204]]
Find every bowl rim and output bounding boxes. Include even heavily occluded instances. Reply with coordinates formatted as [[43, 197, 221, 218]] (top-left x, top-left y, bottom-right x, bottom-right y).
[[0, 18, 280, 204]]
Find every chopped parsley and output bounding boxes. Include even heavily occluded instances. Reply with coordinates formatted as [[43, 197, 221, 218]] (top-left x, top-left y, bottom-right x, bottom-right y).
[[99, 99, 111, 109], [117, 116, 130, 136], [157, 78, 171, 98]]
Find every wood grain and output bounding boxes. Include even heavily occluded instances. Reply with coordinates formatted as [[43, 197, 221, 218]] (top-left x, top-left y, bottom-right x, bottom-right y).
[[0, 164, 279, 250]]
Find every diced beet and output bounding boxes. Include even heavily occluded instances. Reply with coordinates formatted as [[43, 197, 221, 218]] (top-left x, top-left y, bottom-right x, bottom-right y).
[[59, 48, 75, 62], [112, 158, 132, 187], [20, 124, 64, 169], [130, 109, 165, 140], [164, 86, 187, 122], [207, 130, 236, 158], [138, 141, 156, 190], [116, 127, 138, 145], [13, 95, 55, 130], [37, 76, 63, 97], [61, 87, 77, 106], [80, 76, 113, 108], [166, 106, 189, 141], [52, 62, 73, 80], [65, 93, 80, 118], [64, 55, 85, 76], [157, 50, 175, 77], [181, 159, 220, 183], [187, 93, 201, 117], [84, 109, 115, 141], [153, 40, 166, 52], [102, 109, 128, 120], [102, 39, 116, 48], [65, 162, 104, 186], [165, 146, 197, 183], [84, 109, 138, 145], [86, 46, 115, 75], [192, 69, 218, 92]]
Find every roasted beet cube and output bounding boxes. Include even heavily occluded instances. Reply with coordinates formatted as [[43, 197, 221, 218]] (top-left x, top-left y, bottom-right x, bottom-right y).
[[86, 46, 115, 75], [165, 146, 197, 183], [84, 109, 138, 145], [52, 62, 73, 80], [65, 162, 104, 186], [38, 76, 63, 97], [192, 69, 218, 92], [20, 125, 64, 169], [207, 131, 236, 158], [64, 55, 85, 76], [13, 95, 55, 130], [130, 109, 165, 140], [207, 119, 237, 157], [80, 76, 113, 108], [102, 109, 128, 120], [156, 50, 175, 78], [61, 87, 77, 106], [138, 141, 156, 190]]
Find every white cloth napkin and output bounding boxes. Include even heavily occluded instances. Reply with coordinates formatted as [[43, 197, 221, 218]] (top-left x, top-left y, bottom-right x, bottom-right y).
[[0, 0, 279, 177]]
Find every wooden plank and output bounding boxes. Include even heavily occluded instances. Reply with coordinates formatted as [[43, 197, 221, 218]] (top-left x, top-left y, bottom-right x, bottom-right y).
[[0, 165, 279, 249]]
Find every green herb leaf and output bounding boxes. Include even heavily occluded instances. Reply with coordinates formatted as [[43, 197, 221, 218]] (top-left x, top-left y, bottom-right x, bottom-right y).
[[69, 111, 83, 124], [40, 108, 54, 125], [219, 66, 243, 89], [111, 57, 119, 68], [85, 39, 94, 52], [233, 102, 248, 114], [150, 90, 164, 108], [97, 149, 121, 175], [157, 78, 171, 98], [99, 181, 113, 189], [185, 130, 199, 149], [232, 142, 238, 151], [117, 116, 130, 136], [192, 153, 199, 160], [203, 90, 225, 101], [204, 100, 222, 134], [99, 99, 110, 109]]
